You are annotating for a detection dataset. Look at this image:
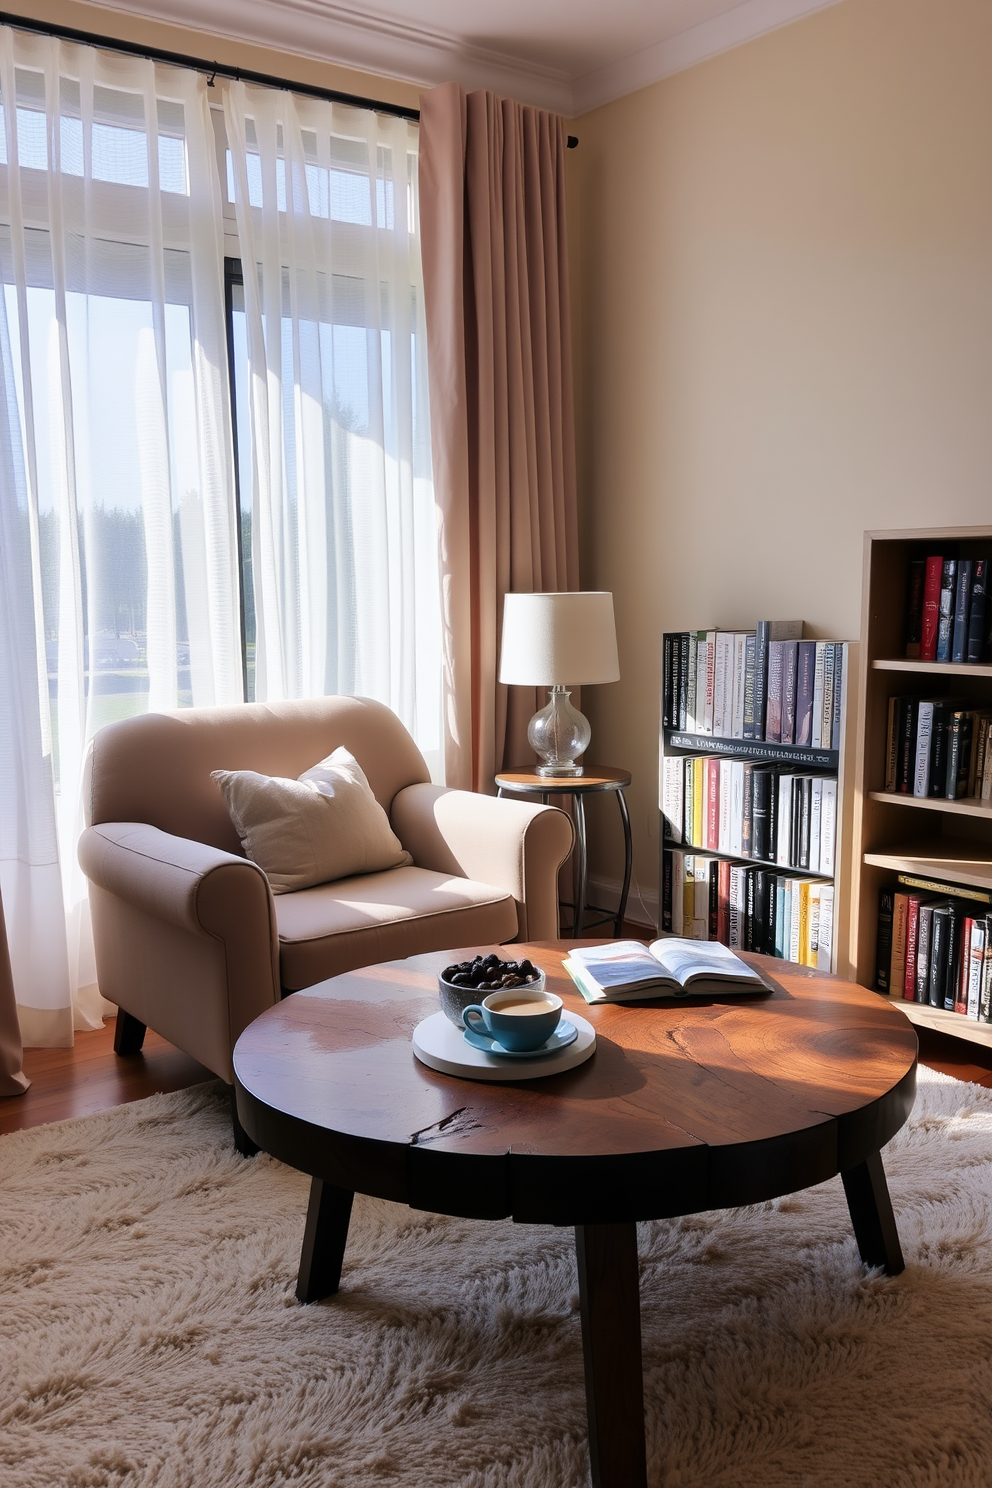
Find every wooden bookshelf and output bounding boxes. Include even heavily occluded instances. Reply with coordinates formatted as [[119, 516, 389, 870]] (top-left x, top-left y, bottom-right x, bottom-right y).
[[659, 628, 849, 973], [850, 525, 992, 1048]]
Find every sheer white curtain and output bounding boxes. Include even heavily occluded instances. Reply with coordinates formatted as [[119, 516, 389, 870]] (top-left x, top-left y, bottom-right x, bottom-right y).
[[0, 29, 242, 1043], [221, 83, 441, 768]]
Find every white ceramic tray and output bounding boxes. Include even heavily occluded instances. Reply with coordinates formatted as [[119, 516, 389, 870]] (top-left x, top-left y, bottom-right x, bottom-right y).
[[412, 1009, 596, 1083]]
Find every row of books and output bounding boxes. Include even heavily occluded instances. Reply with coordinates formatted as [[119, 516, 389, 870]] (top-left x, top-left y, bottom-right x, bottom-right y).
[[662, 850, 833, 967], [876, 876, 992, 1018], [662, 626, 845, 749], [884, 697, 992, 801], [662, 756, 837, 875], [904, 554, 991, 663]]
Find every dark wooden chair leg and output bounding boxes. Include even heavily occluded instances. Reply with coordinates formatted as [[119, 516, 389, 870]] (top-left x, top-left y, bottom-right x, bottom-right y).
[[575, 1222, 647, 1488], [229, 1086, 260, 1158], [297, 1178, 355, 1303], [842, 1148, 904, 1275], [113, 1008, 146, 1056]]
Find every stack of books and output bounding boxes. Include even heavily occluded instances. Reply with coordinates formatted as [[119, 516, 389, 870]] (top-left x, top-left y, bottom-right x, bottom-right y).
[[884, 697, 992, 800], [662, 849, 833, 969], [904, 554, 991, 662], [876, 876, 992, 1018], [663, 626, 845, 748], [662, 756, 837, 873]]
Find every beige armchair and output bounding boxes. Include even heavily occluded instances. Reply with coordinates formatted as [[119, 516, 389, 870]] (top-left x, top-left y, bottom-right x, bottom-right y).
[[78, 696, 573, 1143]]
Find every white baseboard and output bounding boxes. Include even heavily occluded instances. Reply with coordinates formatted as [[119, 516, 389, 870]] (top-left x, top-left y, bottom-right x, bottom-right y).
[[583, 874, 659, 933]]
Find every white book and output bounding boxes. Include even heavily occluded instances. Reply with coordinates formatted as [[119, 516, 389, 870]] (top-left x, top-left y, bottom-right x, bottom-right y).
[[731, 633, 749, 740], [662, 756, 684, 844], [776, 776, 794, 866], [819, 779, 837, 876], [968, 921, 987, 1019], [808, 883, 822, 965], [703, 631, 717, 736], [808, 778, 823, 874], [821, 643, 835, 751], [789, 882, 802, 963], [811, 643, 826, 749], [713, 632, 734, 738], [914, 701, 935, 797], [729, 760, 744, 858], [670, 850, 685, 936], [816, 884, 834, 971], [695, 634, 709, 736], [780, 881, 792, 963], [718, 759, 733, 853]]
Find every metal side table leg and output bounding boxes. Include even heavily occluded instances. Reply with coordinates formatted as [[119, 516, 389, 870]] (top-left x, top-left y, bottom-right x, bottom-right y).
[[573, 794, 588, 936], [615, 789, 633, 936]]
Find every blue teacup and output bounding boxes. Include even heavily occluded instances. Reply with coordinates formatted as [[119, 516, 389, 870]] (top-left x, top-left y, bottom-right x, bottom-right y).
[[463, 987, 563, 1053]]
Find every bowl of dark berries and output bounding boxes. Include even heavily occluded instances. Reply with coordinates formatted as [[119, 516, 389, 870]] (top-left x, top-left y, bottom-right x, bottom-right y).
[[438, 953, 546, 1028]]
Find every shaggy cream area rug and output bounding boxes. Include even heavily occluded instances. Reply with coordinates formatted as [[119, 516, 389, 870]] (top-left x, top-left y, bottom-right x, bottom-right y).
[[3, 1069, 992, 1487]]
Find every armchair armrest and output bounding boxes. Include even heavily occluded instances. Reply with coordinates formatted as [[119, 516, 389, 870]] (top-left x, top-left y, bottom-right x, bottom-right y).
[[78, 823, 281, 1081], [390, 784, 573, 941]]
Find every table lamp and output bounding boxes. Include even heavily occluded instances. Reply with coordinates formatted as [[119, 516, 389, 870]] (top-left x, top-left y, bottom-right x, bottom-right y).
[[499, 591, 620, 777]]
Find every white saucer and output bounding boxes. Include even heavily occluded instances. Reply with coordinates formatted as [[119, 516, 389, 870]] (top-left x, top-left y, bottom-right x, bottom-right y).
[[412, 1009, 596, 1083]]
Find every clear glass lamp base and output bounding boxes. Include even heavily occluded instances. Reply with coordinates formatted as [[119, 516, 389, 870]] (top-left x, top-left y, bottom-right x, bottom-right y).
[[527, 687, 591, 777]]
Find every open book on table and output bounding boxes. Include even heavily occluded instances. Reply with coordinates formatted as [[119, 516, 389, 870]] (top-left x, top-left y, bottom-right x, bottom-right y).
[[563, 938, 773, 1004]]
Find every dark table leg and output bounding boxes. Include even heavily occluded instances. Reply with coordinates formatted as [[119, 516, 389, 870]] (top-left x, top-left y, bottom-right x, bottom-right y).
[[296, 1178, 355, 1303], [575, 1222, 647, 1488], [573, 795, 588, 937], [615, 789, 633, 936], [841, 1149, 904, 1275]]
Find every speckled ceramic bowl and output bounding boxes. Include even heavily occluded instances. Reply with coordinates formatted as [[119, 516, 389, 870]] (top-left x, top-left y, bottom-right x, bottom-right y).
[[438, 965, 546, 1028]]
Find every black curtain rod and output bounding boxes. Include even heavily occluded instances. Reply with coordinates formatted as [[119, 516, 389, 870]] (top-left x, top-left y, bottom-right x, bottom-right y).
[[0, 10, 579, 145]]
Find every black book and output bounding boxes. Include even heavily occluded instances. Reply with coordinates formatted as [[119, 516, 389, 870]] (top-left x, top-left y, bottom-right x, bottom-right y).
[[904, 557, 926, 657], [767, 773, 778, 867], [927, 700, 956, 799], [967, 558, 989, 663], [876, 887, 894, 992], [946, 711, 974, 800], [744, 870, 756, 952], [741, 764, 755, 858], [752, 620, 770, 743], [791, 776, 804, 867], [751, 767, 773, 863], [936, 557, 957, 663], [896, 698, 919, 793], [764, 871, 778, 961], [662, 849, 673, 933], [752, 870, 769, 955], [678, 633, 690, 730], [663, 635, 674, 729], [928, 904, 952, 1009], [943, 909, 962, 1012], [951, 559, 973, 663], [798, 777, 812, 871]]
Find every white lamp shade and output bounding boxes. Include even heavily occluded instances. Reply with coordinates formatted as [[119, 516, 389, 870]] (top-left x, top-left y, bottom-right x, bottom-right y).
[[499, 592, 620, 687]]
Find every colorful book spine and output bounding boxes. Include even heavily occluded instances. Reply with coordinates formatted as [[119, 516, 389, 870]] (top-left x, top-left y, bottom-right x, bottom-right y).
[[936, 557, 957, 663], [920, 554, 944, 662], [904, 557, 926, 658]]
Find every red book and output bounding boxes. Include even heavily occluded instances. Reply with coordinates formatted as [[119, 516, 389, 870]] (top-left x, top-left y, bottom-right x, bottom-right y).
[[955, 919, 974, 1015], [920, 555, 944, 662], [717, 859, 731, 944], [903, 895, 921, 999], [706, 757, 720, 850]]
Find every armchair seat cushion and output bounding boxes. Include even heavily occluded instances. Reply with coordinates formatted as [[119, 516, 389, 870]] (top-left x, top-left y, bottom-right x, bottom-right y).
[[275, 866, 518, 990]]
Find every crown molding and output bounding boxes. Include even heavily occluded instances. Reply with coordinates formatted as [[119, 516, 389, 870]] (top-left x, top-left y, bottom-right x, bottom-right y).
[[571, 0, 844, 115], [71, 0, 844, 117]]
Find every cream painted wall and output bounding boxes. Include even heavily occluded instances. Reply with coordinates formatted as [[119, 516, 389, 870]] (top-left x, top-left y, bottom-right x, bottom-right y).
[[571, 0, 992, 936]]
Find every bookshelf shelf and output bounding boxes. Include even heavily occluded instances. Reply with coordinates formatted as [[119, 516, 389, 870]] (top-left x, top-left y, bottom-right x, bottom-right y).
[[665, 730, 838, 770], [872, 658, 992, 679], [851, 526, 992, 1050], [667, 839, 834, 882], [867, 791, 992, 820]]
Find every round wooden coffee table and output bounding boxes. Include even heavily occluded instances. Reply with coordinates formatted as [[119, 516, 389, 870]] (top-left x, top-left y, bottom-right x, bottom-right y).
[[234, 943, 917, 1488]]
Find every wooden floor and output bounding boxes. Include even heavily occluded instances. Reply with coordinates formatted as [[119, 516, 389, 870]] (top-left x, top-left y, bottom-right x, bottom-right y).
[[3, 998, 992, 1137]]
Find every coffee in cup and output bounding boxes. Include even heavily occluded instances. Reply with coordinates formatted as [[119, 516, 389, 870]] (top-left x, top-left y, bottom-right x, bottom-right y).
[[463, 988, 563, 1052]]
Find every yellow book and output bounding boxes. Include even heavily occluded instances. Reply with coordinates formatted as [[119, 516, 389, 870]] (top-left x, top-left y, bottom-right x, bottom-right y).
[[798, 881, 811, 965], [692, 757, 704, 846]]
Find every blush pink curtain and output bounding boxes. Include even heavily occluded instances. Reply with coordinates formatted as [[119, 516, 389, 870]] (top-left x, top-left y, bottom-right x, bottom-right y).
[[419, 82, 579, 792], [0, 890, 29, 1096]]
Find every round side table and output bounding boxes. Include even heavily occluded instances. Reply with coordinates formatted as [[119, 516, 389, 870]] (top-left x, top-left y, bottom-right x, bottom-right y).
[[495, 767, 632, 936]]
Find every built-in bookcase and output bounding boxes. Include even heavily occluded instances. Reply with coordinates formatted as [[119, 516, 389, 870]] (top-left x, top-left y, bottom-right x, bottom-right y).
[[658, 626, 849, 974], [851, 526, 992, 1048]]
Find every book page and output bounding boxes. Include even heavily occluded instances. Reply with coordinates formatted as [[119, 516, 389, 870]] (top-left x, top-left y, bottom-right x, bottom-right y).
[[569, 941, 674, 989], [647, 937, 764, 987]]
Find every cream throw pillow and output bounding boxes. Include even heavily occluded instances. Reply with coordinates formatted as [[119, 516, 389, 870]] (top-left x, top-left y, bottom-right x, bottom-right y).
[[212, 747, 412, 894]]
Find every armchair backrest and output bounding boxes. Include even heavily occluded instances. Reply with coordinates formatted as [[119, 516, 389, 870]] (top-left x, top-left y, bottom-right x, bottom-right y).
[[84, 696, 431, 854]]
